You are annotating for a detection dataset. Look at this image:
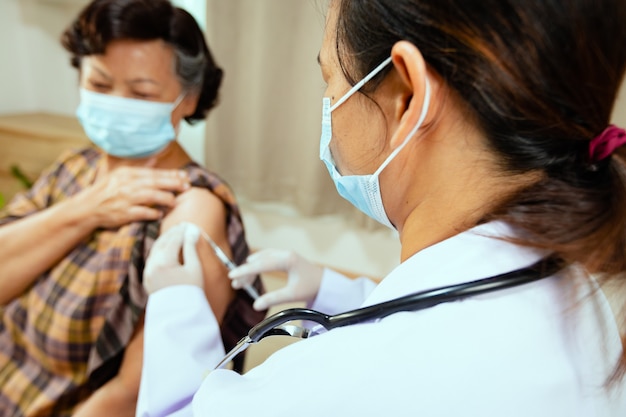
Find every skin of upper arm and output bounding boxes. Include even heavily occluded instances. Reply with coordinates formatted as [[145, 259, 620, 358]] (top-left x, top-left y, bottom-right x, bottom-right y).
[[160, 186, 236, 321]]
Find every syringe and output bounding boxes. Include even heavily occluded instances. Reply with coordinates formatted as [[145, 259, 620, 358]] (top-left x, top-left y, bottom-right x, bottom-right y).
[[200, 230, 260, 301]]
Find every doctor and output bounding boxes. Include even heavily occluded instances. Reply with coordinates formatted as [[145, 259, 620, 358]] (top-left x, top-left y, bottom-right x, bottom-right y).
[[137, 0, 626, 415]]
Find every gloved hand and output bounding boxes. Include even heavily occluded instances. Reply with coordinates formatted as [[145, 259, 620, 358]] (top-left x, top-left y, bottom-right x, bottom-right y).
[[228, 248, 324, 311], [144, 222, 203, 294]]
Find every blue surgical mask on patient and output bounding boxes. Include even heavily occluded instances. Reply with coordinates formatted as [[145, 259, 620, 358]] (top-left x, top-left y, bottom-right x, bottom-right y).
[[319, 57, 432, 229], [76, 88, 184, 159]]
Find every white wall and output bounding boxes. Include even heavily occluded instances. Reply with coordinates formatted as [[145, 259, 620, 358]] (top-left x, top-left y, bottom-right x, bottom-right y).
[[0, 0, 81, 115]]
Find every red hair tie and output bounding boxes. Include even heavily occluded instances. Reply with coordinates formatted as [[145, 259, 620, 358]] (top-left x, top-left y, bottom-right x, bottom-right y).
[[589, 125, 626, 162]]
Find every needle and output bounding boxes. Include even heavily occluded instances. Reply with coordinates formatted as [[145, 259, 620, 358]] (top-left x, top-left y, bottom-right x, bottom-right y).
[[199, 230, 260, 301]]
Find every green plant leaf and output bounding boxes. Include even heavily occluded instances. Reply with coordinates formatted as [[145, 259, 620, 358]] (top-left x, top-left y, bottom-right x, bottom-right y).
[[10, 165, 33, 189]]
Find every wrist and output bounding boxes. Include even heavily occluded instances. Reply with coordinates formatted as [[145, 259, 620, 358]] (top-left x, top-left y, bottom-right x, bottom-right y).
[[45, 194, 100, 240], [64, 190, 102, 230]]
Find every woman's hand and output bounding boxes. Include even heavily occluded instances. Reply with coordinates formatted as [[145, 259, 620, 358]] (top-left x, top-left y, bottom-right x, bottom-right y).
[[228, 249, 324, 311], [75, 166, 190, 229], [144, 222, 204, 294]]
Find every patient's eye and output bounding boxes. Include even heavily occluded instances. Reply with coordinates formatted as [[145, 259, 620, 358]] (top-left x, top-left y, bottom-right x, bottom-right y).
[[127, 79, 161, 101], [88, 80, 112, 92], [132, 92, 151, 99], [131, 90, 159, 100]]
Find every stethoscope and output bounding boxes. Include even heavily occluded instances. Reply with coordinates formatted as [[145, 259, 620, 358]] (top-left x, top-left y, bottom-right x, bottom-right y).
[[214, 256, 562, 370]]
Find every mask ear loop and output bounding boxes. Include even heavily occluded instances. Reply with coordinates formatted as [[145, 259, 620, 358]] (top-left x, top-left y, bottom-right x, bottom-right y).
[[330, 57, 393, 112], [173, 93, 186, 109], [327, 55, 431, 178], [171, 93, 188, 136], [372, 76, 431, 177]]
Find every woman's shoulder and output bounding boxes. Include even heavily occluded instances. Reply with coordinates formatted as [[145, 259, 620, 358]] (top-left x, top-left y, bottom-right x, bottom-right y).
[[44, 146, 101, 176], [1, 147, 101, 214]]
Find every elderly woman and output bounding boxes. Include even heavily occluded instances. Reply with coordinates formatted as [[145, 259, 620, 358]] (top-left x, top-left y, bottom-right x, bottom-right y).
[[0, 1, 264, 416]]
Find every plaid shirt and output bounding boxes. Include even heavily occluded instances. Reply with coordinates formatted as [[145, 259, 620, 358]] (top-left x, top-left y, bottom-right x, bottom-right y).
[[0, 148, 265, 417]]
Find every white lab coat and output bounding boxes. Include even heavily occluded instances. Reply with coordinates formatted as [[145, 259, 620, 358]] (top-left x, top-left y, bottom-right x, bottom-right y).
[[137, 221, 626, 416]]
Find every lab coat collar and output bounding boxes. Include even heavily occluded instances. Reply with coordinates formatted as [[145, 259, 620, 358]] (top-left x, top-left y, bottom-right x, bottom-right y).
[[361, 221, 549, 307]]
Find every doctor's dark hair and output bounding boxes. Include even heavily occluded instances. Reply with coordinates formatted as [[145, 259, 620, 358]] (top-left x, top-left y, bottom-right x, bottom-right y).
[[333, 0, 626, 379], [61, 0, 223, 123]]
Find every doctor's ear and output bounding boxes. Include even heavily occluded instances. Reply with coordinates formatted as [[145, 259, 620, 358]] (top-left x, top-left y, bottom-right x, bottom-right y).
[[388, 41, 432, 149]]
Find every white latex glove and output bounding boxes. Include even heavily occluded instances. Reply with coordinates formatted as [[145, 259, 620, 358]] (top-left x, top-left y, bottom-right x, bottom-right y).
[[228, 248, 324, 311], [144, 222, 203, 294]]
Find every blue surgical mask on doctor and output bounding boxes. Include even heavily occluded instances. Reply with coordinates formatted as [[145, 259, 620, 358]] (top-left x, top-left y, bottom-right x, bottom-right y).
[[320, 57, 432, 229], [76, 88, 184, 159]]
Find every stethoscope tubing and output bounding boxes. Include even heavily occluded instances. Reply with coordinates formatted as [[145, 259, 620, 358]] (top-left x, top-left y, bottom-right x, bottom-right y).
[[247, 256, 562, 343]]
